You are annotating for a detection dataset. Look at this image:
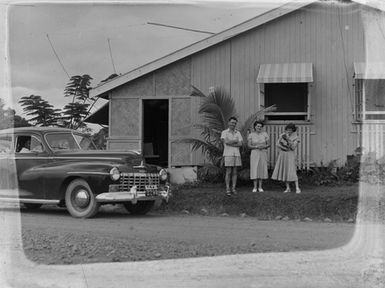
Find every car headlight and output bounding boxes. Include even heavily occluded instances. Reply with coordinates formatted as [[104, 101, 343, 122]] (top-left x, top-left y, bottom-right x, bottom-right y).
[[109, 167, 120, 181], [159, 169, 168, 182]]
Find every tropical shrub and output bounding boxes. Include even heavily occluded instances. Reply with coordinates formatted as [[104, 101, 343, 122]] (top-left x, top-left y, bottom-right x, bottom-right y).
[[299, 148, 385, 186], [181, 86, 276, 182]]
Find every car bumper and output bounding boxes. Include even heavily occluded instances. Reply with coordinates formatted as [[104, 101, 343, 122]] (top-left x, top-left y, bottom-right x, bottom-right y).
[[95, 185, 170, 204]]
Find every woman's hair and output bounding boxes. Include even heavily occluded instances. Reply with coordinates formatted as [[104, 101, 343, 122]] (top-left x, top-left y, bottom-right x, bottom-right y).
[[253, 120, 264, 129], [228, 116, 238, 122], [285, 123, 297, 132]]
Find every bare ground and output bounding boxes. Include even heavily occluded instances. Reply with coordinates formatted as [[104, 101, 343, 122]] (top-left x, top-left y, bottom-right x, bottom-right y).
[[20, 205, 355, 265]]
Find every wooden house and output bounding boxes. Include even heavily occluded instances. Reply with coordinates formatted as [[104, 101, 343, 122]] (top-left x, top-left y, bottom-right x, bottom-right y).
[[87, 0, 385, 182]]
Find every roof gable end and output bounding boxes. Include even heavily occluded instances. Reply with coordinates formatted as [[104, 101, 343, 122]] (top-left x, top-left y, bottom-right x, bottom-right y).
[[90, 0, 318, 98]]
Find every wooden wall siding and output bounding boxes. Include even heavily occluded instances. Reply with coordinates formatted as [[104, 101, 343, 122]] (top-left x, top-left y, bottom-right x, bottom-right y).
[[170, 142, 191, 166], [170, 98, 193, 166], [155, 59, 191, 96], [108, 141, 140, 151], [189, 2, 368, 166], [171, 98, 191, 136], [108, 58, 203, 166], [355, 124, 385, 157], [191, 42, 231, 95], [265, 124, 311, 170], [112, 74, 154, 97], [110, 98, 140, 137], [361, 7, 385, 63], [190, 42, 232, 165]]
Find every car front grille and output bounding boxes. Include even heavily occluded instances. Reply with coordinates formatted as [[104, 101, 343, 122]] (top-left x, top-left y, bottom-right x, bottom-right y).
[[119, 172, 160, 192]]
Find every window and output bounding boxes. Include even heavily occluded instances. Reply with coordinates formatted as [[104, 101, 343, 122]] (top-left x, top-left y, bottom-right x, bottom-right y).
[[264, 83, 309, 121], [46, 132, 97, 151], [73, 134, 97, 150], [257, 63, 312, 121], [16, 135, 44, 153], [355, 79, 385, 121]]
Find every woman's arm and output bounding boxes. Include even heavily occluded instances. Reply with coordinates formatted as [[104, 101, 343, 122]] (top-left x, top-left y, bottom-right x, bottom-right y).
[[262, 137, 271, 150], [228, 132, 243, 147], [288, 138, 299, 151], [247, 134, 257, 149], [276, 134, 289, 151], [247, 136, 254, 149]]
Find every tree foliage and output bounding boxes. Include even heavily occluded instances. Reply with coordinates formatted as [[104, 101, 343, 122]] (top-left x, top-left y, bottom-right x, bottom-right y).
[[18, 95, 61, 126], [181, 86, 276, 180], [0, 99, 15, 129], [61, 102, 89, 129], [64, 74, 93, 102], [63, 74, 94, 130]]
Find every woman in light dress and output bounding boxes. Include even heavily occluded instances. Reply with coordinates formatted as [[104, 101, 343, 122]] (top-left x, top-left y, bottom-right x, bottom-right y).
[[248, 120, 270, 192], [271, 123, 301, 194]]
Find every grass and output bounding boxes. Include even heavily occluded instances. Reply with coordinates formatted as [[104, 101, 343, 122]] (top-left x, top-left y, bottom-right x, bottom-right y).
[[159, 181, 359, 221]]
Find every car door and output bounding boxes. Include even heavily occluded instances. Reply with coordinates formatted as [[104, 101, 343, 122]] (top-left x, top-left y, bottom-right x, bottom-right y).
[[0, 133, 17, 191], [15, 133, 49, 199]]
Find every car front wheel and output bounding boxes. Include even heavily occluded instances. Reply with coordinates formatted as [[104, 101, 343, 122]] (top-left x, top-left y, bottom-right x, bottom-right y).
[[65, 179, 100, 218], [123, 200, 155, 215]]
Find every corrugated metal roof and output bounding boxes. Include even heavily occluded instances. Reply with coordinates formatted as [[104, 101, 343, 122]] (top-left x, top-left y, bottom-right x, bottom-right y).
[[90, 0, 318, 99]]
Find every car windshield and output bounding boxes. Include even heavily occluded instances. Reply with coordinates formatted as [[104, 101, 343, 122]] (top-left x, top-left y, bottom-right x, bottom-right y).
[[45, 133, 97, 151]]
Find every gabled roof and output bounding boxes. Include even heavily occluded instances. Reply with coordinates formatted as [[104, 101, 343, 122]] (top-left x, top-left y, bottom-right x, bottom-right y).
[[90, 0, 384, 99], [90, 0, 318, 99]]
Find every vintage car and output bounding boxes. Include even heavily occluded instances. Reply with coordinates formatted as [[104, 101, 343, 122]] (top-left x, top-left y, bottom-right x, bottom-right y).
[[0, 127, 170, 218]]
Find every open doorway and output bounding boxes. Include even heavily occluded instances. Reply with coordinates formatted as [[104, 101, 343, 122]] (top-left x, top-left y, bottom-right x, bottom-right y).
[[142, 99, 169, 167]]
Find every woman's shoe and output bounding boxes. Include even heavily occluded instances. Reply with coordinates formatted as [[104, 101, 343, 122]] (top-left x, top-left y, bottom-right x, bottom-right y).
[[283, 188, 291, 193], [295, 189, 301, 194], [232, 188, 237, 195], [252, 188, 257, 193], [258, 188, 264, 193]]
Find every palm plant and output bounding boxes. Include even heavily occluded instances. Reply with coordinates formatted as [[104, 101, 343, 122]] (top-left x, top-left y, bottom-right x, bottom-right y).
[[181, 85, 276, 181]]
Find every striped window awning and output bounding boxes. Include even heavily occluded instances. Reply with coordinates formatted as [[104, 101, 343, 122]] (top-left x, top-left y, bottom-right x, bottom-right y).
[[354, 62, 385, 79], [256, 63, 313, 83]]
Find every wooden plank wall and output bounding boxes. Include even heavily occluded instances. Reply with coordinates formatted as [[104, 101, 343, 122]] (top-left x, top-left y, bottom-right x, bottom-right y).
[[191, 1, 367, 166], [265, 125, 311, 170], [355, 124, 385, 157]]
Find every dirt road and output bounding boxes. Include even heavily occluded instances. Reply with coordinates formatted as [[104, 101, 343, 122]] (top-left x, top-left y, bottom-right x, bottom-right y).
[[20, 205, 355, 265]]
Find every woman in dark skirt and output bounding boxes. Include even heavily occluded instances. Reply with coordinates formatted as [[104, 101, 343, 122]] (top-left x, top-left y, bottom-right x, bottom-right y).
[[271, 123, 301, 194]]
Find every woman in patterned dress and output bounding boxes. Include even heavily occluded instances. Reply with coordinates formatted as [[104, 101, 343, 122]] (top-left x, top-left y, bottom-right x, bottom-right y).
[[271, 123, 301, 194], [248, 120, 270, 192]]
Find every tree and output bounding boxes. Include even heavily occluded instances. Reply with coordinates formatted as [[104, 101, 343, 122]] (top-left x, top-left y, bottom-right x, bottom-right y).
[[13, 114, 31, 128], [18, 95, 61, 126], [61, 102, 89, 130], [64, 74, 94, 130], [64, 74, 93, 103], [0, 99, 14, 129], [0, 98, 31, 129], [181, 86, 276, 181]]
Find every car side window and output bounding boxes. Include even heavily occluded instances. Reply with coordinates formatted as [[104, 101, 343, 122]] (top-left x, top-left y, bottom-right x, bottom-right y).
[[0, 134, 12, 154], [16, 135, 44, 153]]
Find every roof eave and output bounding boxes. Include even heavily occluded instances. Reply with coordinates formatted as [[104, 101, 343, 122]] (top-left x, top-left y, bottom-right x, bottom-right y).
[[89, 0, 318, 98]]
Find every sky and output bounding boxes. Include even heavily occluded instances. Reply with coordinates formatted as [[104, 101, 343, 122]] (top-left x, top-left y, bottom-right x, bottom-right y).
[[6, 0, 285, 122], [6, 0, 384, 125]]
